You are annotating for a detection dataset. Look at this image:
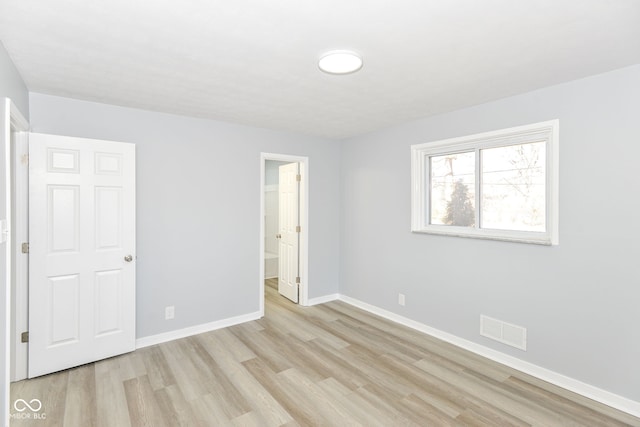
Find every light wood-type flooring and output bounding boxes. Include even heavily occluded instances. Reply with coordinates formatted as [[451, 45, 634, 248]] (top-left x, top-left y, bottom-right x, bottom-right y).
[[10, 279, 640, 426]]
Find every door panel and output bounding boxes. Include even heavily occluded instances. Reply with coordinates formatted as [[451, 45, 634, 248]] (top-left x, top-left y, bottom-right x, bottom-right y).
[[48, 185, 79, 252], [95, 269, 123, 336], [278, 163, 299, 303], [48, 274, 79, 345], [29, 133, 136, 378], [95, 187, 122, 249]]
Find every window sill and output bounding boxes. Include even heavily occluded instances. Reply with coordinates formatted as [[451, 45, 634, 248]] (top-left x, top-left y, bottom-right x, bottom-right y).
[[411, 226, 556, 246]]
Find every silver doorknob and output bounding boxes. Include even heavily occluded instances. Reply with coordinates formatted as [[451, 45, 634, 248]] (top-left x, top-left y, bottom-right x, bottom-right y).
[[124, 255, 133, 262]]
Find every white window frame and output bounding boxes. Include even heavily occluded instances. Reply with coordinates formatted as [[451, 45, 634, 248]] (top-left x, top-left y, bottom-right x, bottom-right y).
[[411, 120, 559, 245]]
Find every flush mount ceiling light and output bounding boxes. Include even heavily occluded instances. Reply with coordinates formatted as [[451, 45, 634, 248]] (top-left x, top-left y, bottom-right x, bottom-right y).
[[318, 50, 363, 75]]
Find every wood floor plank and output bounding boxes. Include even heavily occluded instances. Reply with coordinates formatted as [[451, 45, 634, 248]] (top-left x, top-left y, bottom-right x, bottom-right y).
[[412, 355, 568, 426], [94, 358, 132, 427], [9, 279, 640, 426], [355, 383, 425, 426], [139, 345, 177, 391], [317, 378, 411, 426], [62, 364, 97, 427], [456, 407, 517, 427], [265, 297, 350, 350], [226, 372, 293, 427], [230, 410, 268, 427], [210, 328, 257, 362], [188, 392, 232, 427], [184, 336, 253, 419], [397, 393, 459, 426], [195, 333, 294, 426], [301, 339, 370, 391], [278, 367, 363, 426], [154, 384, 201, 427], [10, 370, 68, 427], [230, 324, 293, 374], [123, 375, 167, 427], [242, 358, 317, 426], [501, 375, 635, 427]]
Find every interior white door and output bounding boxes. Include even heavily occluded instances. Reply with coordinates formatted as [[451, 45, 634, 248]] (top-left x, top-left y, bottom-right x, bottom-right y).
[[28, 133, 136, 378], [278, 163, 299, 303]]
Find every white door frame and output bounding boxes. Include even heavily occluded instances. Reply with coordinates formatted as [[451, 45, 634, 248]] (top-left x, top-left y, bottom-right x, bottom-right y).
[[10, 126, 28, 382], [3, 98, 29, 425], [260, 153, 309, 315]]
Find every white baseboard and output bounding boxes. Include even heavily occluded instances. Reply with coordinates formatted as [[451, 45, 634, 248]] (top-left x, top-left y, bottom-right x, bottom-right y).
[[338, 295, 640, 418], [135, 310, 262, 349], [307, 293, 339, 306]]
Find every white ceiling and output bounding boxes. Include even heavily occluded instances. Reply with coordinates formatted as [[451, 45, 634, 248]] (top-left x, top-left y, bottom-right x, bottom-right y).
[[1, 0, 639, 139]]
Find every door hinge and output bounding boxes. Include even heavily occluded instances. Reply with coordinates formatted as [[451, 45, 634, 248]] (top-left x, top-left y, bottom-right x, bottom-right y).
[[295, 225, 301, 233], [21, 331, 29, 343], [21, 154, 29, 165], [295, 276, 301, 284], [296, 174, 301, 182], [21, 242, 29, 254]]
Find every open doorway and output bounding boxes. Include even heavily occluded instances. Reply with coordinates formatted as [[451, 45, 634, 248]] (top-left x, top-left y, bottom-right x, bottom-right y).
[[259, 153, 309, 316], [264, 160, 288, 281]]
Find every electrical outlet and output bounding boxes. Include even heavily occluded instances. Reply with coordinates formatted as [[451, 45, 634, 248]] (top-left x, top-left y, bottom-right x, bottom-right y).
[[398, 293, 405, 306], [165, 306, 175, 320]]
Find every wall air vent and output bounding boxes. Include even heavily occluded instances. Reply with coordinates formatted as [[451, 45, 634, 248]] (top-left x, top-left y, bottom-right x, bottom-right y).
[[480, 315, 527, 351]]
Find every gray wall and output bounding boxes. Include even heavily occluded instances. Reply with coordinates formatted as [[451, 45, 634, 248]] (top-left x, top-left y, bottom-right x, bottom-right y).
[[265, 160, 290, 186], [0, 42, 29, 119], [1, 40, 29, 427], [339, 65, 640, 401], [28, 93, 341, 338]]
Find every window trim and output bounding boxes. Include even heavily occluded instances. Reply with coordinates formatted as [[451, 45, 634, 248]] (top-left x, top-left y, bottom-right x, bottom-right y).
[[411, 120, 559, 245]]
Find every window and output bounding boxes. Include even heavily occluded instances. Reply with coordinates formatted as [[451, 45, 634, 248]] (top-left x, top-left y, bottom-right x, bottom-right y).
[[411, 120, 558, 245]]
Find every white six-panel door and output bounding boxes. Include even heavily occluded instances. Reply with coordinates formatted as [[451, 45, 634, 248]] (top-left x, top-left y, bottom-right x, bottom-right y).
[[28, 133, 136, 378], [278, 163, 299, 303]]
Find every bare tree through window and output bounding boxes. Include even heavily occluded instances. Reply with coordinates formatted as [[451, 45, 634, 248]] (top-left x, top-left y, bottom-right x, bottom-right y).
[[429, 152, 475, 226], [412, 120, 558, 245], [481, 142, 545, 231]]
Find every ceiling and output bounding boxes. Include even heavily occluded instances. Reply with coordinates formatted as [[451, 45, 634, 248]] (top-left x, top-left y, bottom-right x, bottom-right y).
[[1, 0, 639, 139]]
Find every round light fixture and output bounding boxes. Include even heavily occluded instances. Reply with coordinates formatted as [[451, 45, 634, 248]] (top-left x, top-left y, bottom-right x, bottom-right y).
[[318, 50, 363, 75]]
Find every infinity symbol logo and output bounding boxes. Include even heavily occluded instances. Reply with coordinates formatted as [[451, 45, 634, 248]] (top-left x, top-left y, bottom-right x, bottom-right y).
[[14, 399, 42, 412]]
